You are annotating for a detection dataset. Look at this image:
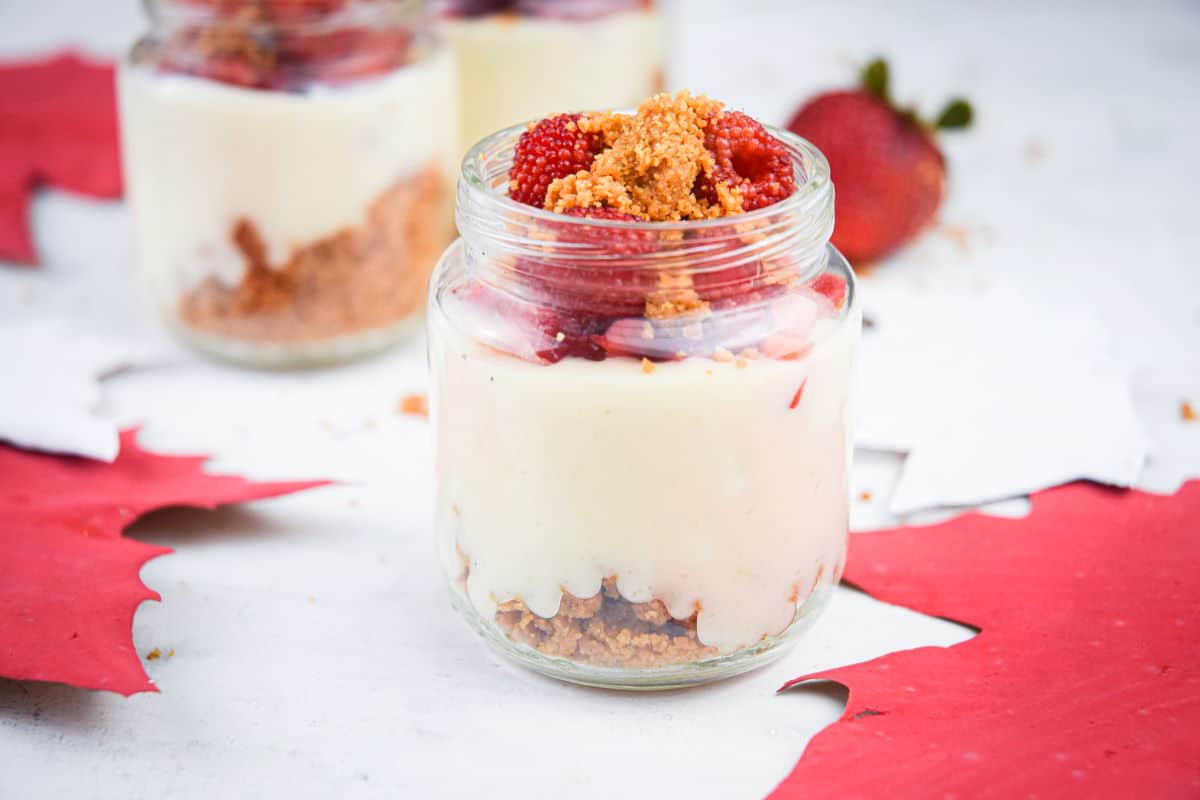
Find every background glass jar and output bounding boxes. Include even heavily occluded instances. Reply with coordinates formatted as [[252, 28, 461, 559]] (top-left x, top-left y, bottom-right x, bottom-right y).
[[432, 0, 665, 159], [120, 0, 458, 367], [429, 121, 860, 689]]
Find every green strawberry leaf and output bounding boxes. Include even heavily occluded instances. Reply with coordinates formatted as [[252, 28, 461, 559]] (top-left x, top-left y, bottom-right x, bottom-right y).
[[935, 98, 974, 129], [860, 58, 890, 101]]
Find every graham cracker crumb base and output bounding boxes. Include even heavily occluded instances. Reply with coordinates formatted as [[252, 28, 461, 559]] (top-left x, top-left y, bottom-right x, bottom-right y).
[[495, 577, 719, 668], [179, 163, 448, 344]]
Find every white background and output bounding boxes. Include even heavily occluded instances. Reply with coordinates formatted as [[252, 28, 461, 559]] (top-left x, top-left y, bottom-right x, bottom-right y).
[[1, 1, 1198, 797]]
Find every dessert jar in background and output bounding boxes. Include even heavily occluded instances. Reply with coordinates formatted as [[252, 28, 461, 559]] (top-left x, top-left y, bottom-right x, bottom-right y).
[[119, 0, 458, 367], [432, 0, 664, 158], [429, 123, 859, 688]]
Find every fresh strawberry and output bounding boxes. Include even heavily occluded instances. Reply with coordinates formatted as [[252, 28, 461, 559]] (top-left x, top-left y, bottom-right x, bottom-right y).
[[508, 114, 605, 207], [786, 58, 972, 263], [696, 110, 795, 211]]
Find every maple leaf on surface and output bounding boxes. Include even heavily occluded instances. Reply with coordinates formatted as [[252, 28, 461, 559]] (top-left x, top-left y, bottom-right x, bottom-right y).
[[0, 430, 327, 696], [0, 52, 121, 265], [772, 481, 1200, 800]]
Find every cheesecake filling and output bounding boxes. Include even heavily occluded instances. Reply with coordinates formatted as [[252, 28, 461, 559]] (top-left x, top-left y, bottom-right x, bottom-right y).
[[434, 311, 856, 657]]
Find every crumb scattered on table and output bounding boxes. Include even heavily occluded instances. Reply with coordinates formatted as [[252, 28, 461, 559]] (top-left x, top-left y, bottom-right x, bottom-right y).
[[1025, 138, 1045, 164], [938, 223, 971, 254], [146, 648, 162, 661], [398, 393, 428, 418], [1182, 401, 1197, 422]]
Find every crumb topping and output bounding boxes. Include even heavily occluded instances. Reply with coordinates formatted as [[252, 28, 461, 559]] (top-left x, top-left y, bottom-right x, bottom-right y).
[[398, 393, 429, 418], [544, 92, 744, 222]]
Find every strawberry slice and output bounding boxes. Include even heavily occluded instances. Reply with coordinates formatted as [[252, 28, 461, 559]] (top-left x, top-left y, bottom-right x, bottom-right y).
[[810, 273, 848, 309]]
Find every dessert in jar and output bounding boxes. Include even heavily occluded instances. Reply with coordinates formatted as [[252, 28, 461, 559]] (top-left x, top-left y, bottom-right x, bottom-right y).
[[432, 0, 664, 158], [119, 0, 458, 366], [429, 92, 860, 688]]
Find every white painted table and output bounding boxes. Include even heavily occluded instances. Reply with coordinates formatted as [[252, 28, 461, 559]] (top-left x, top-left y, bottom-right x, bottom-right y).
[[1, 1, 1197, 796]]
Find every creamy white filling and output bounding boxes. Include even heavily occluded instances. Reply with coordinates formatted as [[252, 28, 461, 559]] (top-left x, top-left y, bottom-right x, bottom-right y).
[[432, 307, 858, 653], [118, 45, 458, 304], [438, 10, 665, 157]]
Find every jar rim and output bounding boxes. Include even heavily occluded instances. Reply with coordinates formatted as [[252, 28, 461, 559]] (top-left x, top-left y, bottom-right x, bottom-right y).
[[458, 116, 832, 234]]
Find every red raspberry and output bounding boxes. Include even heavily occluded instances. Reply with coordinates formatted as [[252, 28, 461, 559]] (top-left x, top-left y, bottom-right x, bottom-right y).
[[508, 114, 605, 207], [528, 206, 658, 317], [560, 207, 657, 256], [529, 207, 667, 361], [696, 111, 795, 211], [692, 258, 765, 304]]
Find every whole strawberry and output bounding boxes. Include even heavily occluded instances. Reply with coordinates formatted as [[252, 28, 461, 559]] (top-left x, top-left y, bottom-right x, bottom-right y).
[[786, 59, 971, 263]]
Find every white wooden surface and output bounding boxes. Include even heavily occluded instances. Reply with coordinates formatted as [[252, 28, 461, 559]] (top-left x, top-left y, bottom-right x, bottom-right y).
[[1, 1, 1198, 797]]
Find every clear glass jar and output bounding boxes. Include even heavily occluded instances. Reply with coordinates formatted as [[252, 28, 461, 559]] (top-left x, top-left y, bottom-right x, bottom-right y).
[[429, 121, 860, 689], [119, 0, 458, 367], [432, 0, 665, 159]]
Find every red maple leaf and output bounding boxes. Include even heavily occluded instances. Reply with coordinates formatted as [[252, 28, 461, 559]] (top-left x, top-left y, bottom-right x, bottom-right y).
[[773, 481, 1200, 799], [0, 430, 327, 695], [0, 52, 122, 265]]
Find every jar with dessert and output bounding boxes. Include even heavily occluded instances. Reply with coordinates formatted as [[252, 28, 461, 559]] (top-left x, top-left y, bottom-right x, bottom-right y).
[[429, 92, 860, 688], [432, 0, 665, 159], [119, 0, 458, 366]]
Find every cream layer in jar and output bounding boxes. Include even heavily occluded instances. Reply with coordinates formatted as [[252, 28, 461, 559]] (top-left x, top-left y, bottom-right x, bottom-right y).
[[438, 9, 664, 157], [119, 44, 458, 310], [433, 307, 857, 653]]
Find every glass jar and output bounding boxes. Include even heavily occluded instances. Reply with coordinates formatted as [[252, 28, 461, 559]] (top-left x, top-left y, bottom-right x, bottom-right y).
[[429, 121, 859, 689], [119, 0, 458, 367], [432, 0, 665, 159]]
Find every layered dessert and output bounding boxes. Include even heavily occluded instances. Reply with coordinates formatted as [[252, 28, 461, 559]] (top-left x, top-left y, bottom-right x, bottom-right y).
[[430, 93, 859, 686], [433, 0, 664, 158], [120, 0, 458, 365]]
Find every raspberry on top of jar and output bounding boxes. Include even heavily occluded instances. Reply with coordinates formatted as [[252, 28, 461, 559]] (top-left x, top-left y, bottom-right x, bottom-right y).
[[514, 91, 794, 218], [457, 91, 846, 366]]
